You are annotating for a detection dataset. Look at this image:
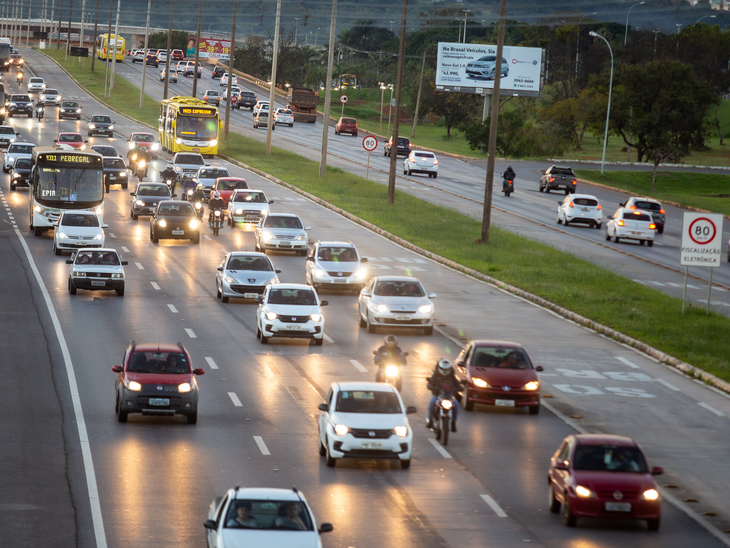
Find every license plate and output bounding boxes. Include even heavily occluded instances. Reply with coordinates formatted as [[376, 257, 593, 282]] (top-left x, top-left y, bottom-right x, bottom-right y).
[[395, 315, 410, 321], [360, 441, 383, 449], [148, 398, 170, 406], [279, 243, 291, 247], [284, 324, 301, 330], [74, 241, 86, 246], [632, 231, 642, 235], [333, 279, 347, 283], [605, 502, 631, 512], [193, 148, 200, 152], [581, 207, 589, 211], [90, 280, 106, 286], [109, 176, 116, 180], [243, 292, 258, 299], [172, 230, 184, 235], [495, 399, 515, 407]]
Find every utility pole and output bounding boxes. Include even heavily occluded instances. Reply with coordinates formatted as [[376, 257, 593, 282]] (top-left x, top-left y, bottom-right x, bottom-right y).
[[65, 0, 72, 59], [191, 1, 201, 98], [49, 0, 57, 43], [387, 0, 407, 204], [139, 0, 151, 107], [56, 0, 62, 49], [25, 1, 30, 46], [109, 0, 120, 92], [90, 0, 98, 70], [103, 0, 111, 96], [265, 0, 282, 155], [162, 0, 173, 99], [223, 1, 236, 137], [411, 49, 426, 138], [318, 0, 337, 176], [79, 0, 85, 47]]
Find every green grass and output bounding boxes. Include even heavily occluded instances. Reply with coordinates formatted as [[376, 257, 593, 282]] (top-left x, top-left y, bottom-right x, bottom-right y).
[[577, 170, 730, 216], [42, 48, 730, 384]]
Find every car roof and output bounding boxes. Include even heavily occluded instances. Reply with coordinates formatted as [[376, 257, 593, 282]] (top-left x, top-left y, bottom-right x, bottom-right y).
[[568, 194, 598, 200], [216, 177, 244, 181], [616, 207, 652, 216], [230, 487, 304, 502], [75, 247, 119, 253], [58, 133, 82, 137], [266, 212, 299, 218], [138, 182, 168, 187], [372, 275, 420, 282], [233, 188, 263, 193], [132, 132, 155, 137], [132, 343, 186, 353], [550, 165, 573, 170], [228, 251, 268, 258], [11, 142, 35, 146], [574, 434, 637, 447], [470, 340, 526, 349], [334, 381, 398, 393], [317, 241, 355, 248], [270, 282, 314, 290], [629, 196, 662, 204]]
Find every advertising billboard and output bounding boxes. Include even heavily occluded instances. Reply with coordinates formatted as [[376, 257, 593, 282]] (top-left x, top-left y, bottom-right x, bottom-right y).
[[188, 37, 232, 60], [435, 42, 543, 96]]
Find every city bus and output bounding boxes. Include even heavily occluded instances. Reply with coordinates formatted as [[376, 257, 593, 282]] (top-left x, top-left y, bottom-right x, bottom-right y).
[[95, 34, 125, 62], [158, 96, 220, 157], [29, 147, 105, 236]]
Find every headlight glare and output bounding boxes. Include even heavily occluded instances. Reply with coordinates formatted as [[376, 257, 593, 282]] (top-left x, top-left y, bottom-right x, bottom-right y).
[[575, 485, 593, 498], [310, 313, 322, 322], [178, 382, 192, 393], [265, 312, 278, 321], [643, 489, 659, 501], [189, 219, 199, 229], [158, 219, 167, 227], [524, 381, 539, 391], [393, 425, 408, 438], [376, 304, 389, 313], [418, 304, 433, 314], [441, 399, 453, 410], [126, 380, 142, 391], [93, 234, 103, 240], [333, 424, 349, 436], [472, 377, 488, 388]]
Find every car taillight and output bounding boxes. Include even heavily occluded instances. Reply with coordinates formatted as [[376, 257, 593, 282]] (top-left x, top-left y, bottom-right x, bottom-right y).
[[571, 179, 576, 184], [568, 201, 573, 207], [632, 211, 642, 215], [597, 204, 602, 210], [409, 143, 412, 147], [649, 223, 656, 229], [616, 220, 625, 226], [630, 205, 636, 209], [659, 209, 665, 214], [433, 159, 438, 165], [549, 177, 555, 182]]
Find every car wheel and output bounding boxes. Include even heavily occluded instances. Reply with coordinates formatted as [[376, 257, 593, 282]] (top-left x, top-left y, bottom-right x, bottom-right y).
[[647, 518, 660, 531], [529, 404, 540, 415], [314, 336, 323, 346], [564, 189, 570, 195], [34, 227, 43, 237], [152, 231, 159, 243], [193, 235, 200, 244], [319, 436, 327, 456], [117, 403, 128, 423], [605, 231, 611, 241], [10, 182, 16, 191], [326, 440, 337, 467], [187, 411, 198, 424], [463, 385, 474, 411], [358, 308, 367, 328], [260, 332, 269, 344], [557, 214, 562, 225], [131, 212, 138, 220], [222, 295, 229, 303], [400, 459, 411, 469], [595, 223, 601, 230], [53, 242, 61, 255], [548, 484, 561, 513], [116, 286, 125, 297], [657, 226, 664, 234], [640, 240, 646, 246], [366, 315, 376, 333], [614, 235, 620, 244], [68, 279, 77, 295], [647, 240, 654, 247], [216, 285, 222, 299], [562, 496, 577, 527], [564, 219, 570, 226], [424, 325, 434, 336]]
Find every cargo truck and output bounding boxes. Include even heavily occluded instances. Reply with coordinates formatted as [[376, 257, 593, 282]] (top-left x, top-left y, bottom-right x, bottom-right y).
[[286, 87, 319, 123]]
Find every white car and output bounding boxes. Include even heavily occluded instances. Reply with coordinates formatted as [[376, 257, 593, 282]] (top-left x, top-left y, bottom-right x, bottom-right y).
[[184, 61, 202, 77], [66, 248, 127, 296], [157, 50, 168, 63], [606, 208, 655, 246], [318, 381, 417, 468], [357, 276, 436, 335], [403, 151, 438, 178], [204, 487, 333, 548], [216, 251, 280, 303], [220, 73, 238, 87], [253, 111, 274, 130], [255, 213, 309, 255], [273, 108, 294, 127], [0, 125, 19, 148], [132, 50, 145, 63], [3, 142, 34, 172], [53, 211, 107, 255], [228, 189, 273, 226], [160, 68, 177, 82], [255, 283, 328, 345], [557, 193, 602, 229], [253, 101, 270, 116], [39, 88, 62, 106], [305, 241, 368, 291], [27, 77, 46, 92]]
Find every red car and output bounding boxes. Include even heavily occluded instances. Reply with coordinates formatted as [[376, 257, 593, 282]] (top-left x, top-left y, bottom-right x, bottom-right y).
[[456, 340, 542, 414], [548, 434, 663, 530], [112, 342, 205, 424], [213, 177, 249, 204], [171, 49, 184, 61], [335, 117, 358, 137], [126, 132, 160, 160], [54, 132, 87, 150]]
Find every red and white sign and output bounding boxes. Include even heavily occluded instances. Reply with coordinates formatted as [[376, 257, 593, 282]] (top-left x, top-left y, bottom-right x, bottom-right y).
[[362, 136, 378, 152], [681, 212, 724, 268], [192, 37, 232, 59], [340, 95, 348, 103]]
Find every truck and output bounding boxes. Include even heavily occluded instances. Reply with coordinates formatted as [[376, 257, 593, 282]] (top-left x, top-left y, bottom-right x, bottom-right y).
[[286, 87, 319, 123], [0, 42, 11, 72]]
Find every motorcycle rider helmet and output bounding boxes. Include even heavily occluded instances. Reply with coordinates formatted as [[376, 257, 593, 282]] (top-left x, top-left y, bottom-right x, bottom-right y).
[[196, 183, 204, 192], [213, 191, 221, 199], [436, 359, 453, 376], [384, 335, 398, 347], [166, 162, 173, 169]]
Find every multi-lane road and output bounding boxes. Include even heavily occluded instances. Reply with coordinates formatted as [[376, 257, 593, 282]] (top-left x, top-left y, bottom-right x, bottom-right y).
[[2, 49, 730, 548]]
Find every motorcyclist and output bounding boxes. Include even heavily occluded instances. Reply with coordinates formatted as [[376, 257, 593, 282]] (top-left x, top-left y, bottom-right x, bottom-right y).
[[502, 165, 516, 192], [191, 183, 206, 205], [16, 68, 23, 85], [426, 359, 461, 433], [208, 191, 226, 226], [374, 335, 407, 383], [160, 162, 177, 194], [35, 102, 44, 121]]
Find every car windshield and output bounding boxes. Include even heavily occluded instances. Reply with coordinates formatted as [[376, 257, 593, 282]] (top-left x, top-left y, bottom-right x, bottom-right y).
[[470, 347, 532, 369], [573, 445, 648, 473], [551, 167, 574, 176], [9, 144, 33, 153], [335, 390, 402, 414], [61, 213, 99, 227], [126, 351, 189, 374], [198, 168, 229, 179], [233, 191, 264, 203], [30, 78, 43, 83], [92, 146, 118, 156], [623, 212, 652, 222], [397, 138, 410, 145], [14, 159, 31, 169], [216, 179, 247, 190], [206, 91, 219, 96], [373, 280, 425, 297], [60, 134, 83, 142], [74, 250, 119, 265], [137, 185, 170, 196], [103, 158, 125, 170], [415, 152, 434, 158], [176, 154, 205, 165], [133, 134, 155, 143], [268, 288, 316, 305], [0, 127, 14, 134], [227, 255, 273, 271], [341, 118, 356, 124], [62, 102, 79, 108], [317, 247, 358, 262], [572, 198, 598, 207], [478, 55, 497, 62], [11, 95, 30, 102], [264, 216, 302, 229], [224, 500, 313, 531], [634, 201, 662, 211], [158, 203, 194, 216], [45, 89, 58, 94], [92, 116, 111, 123], [176, 115, 218, 140]]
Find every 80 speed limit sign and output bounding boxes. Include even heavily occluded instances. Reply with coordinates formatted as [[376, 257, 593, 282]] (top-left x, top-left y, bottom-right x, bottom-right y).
[[362, 136, 378, 152], [681, 212, 724, 267]]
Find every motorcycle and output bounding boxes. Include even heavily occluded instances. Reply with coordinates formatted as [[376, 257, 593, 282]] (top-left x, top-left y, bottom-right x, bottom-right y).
[[180, 173, 197, 196], [209, 208, 224, 236], [373, 350, 408, 392], [16, 72, 23, 86], [36, 105, 44, 121], [502, 175, 514, 197], [431, 390, 456, 446], [184, 188, 194, 202], [193, 200, 204, 221], [131, 152, 150, 182]]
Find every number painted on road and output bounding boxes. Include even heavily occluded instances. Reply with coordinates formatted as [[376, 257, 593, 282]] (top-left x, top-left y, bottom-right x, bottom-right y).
[[603, 372, 653, 382], [555, 369, 605, 379], [605, 387, 655, 398], [553, 385, 655, 398], [556, 369, 654, 382]]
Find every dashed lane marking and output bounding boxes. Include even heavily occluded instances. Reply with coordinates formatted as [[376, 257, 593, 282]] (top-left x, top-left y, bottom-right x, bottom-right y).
[[228, 392, 242, 407], [480, 494, 508, 518], [150, 282, 161, 290], [323, 333, 334, 344], [428, 438, 452, 459], [350, 359, 367, 373], [615, 356, 640, 369], [253, 436, 271, 455], [135, 262, 144, 270], [185, 328, 197, 338], [205, 357, 219, 370], [698, 402, 725, 417], [656, 378, 681, 392], [167, 304, 178, 313], [121, 246, 130, 252]]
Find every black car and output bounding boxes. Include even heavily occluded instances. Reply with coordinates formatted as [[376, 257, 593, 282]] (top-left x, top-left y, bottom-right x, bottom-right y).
[[539, 165, 577, 194], [7, 94, 33, 118], [237, 91, 257, 110], [0, 126, 19, 148], [212, 66, 226, 79], [145, 53, 159, 67], [10, 157, 31, 190], [384, 136, 412, 157], [88, 114, 114, 137], [130, 182, 173, 220], [150, 200, 200, 243], [59, 101, 82, 120], [91, 144, 121, 158], [103, 157, 128, 191]]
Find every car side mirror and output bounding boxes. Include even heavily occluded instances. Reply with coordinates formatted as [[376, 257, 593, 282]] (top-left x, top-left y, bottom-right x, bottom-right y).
[[217, 266, 223, 271], [619, 202, 625, 207], [268, 200, 274, 204], [320, 300, 329, 306], [557, 201, 563, 205], [254, 295, 263, 303], [651, 466, 663, 476], [318, 403, 328, 412], [427, 292, 437, 299], [372, 350, 377, 355], [406, 406, 417, 414], [112, 365, 122, 373], [536, 365, 544, 372], [194, 368, 205, 375], [318, 523, 334, 534], [52, 221, 58, 227], [121, 261, 128, 265], [15, 131, 20, 135], [84, 140, 88, 144], [102, 224, 109, 229], [306, 256, 313, 261], [65, 259, 73, 264], [129, 192, 135, 195], [361, 289, 370, 297], [53, 139, 58, 143], [304, 226, 311, 230], [172, 193, 177, 198], [456, 361, 466, 368], [360, 257, 368, 263], [275, 269, 281, 273], [203, 519, 216, 530], [555, 461, 568, 471], [205, 163, 211, 166]]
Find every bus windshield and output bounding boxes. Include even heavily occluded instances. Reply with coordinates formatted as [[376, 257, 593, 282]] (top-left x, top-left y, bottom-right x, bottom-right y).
[[176, 116, 217, 140], [35, 166, 103, 204]]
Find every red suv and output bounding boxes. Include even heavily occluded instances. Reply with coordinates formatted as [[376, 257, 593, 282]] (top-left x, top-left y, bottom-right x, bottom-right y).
[[335, 117, 358, 137], [213, 177, 249, 204], [112, 342, 205, 424], [171, 49, 184, 61]]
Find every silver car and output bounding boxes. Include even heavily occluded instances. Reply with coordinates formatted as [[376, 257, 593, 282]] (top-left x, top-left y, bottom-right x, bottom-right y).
[[255, 213, 309, 255], [39, 88, 62, 106], [3, 142, 34, 172], [192, 166, 230, 200], [215, 251, 280, 303], [273, 108, 294, 127], [0, 125, 19, 148], [357, 276, 436, 335], [27, 77, 46, 93], [253, 111, 274, 130], [305, 241, 368, 291], [465, 55, 509, 80], [172, 152, 207, 178]]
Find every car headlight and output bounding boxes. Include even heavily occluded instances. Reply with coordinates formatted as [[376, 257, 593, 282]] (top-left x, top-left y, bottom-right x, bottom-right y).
[[135, 200, 145, 206], [175, 138, 183, 144], [89, 124, 96, 129], [262, 231, 275, 241], [111, 273, 124, 279], [151, 143, 159, 151], [12, 172, 19, 178], [178, 382, 192, 393], [333, 424, 349, 436], [129, 142, 136, 149], [296, 233, 305, 241], [234, 208, 243, 215], [93, 233, 103, 240], [95, 206, 103, 216], [441, 399, 453, 410], [472, 377, 488, 388], [575, 485, 593, 498], [225, 276, 236, 284], [643, 489, 659, 501], [108, 125, 114, 130], [393, 425, 408, 438], [72, 270, 86, 276], [385, 365, 399, 378], [314, 267, 327, 277], [57, 96, 62, 101], [376, 303, 389, 313], [158, 219, 167, 227], [125, 380, 142, 391], [310, 313, 322, 322], [524, 381, 539, 391], [265, 312, 278, 321], [418, 304, 433, 314], [34, 204, 42, 213], [353, 267, 367, 279], [189, 219, 199, 229], [57, 232, 68, 239], [76, 109, 81, 113], [119, 171, 127, 177]]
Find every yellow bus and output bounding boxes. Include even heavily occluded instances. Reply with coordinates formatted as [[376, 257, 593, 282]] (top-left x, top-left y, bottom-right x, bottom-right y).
[[95, 34, 125, 61], [159, 96, 221, 157]]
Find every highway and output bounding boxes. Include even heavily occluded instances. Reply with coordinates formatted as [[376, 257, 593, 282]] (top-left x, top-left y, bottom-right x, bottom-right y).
[[2, 49, 730, 548]]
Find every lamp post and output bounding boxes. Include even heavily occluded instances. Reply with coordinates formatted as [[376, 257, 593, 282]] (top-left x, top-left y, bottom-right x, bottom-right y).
[[696, 15, 716, 24], [314, 26, 320, 46], [294, 17, 299, 43], [386, 84, 394, 136], [390, 20, 395, 32], [379, 82, 385, 134], [589, 31, 613, 175], [462, 9, 470, 43], [575, 12, 597, 79], [624, 1, 645, 45], [138, 0, 151, 108], [676, 23, 681, 54], [652, 28, 660, 60]]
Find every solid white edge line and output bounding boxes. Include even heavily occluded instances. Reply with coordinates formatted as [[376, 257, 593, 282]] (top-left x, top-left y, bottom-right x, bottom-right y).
[[656, 378, 681, 392], [427, 438, 452, 459], [228, 392, 242, 407], [698, 402, 725, 417], [480, 494, 508, 518], [253, 436, 271, 456], [14, 227, 108, 548], [349, 359, 367, 373], [150, 282, 161, 290], [323, 333, 334, 343], [661, 490, 730, 548], [167, 304, 178, 313], [205, 357, 219, 370], [185, 328, 197, 339], [615, 356, 640, 369]]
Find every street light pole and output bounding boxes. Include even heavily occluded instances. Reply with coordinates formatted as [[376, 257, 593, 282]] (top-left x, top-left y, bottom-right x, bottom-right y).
[[266, 0, 282, 155], [294, 17, 299, 43], [676, 23, 681, 55], [386, 0, 408, 204], [139, 0, 151, 108], [379, 82, 385, 134], [589, 31, 614, 175], [191, 1, 202, 98], [462, 9, 470, 43], [223, 1, 236, 138], [109, 0, 120, 91], [652, 28, 660, 60], [386, 84, 393, 136], [695, 15, 716, 24], [624, 1, 645, 45], [575, 12, 596, 79], [315, 27, 320, 46], [318, 0, 337, 176], [79, 0, 85, 47], [390, 20, 395, 32], [161, 0, 173, 100], [90, 0, 98, 69]]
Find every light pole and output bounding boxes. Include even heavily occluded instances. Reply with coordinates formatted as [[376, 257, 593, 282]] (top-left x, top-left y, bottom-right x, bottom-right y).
[[696, 15, 716, 24], [462, 9, 470, 43], [575, 12, 597, 79], [589, 31, 613, 175], [314, 26, 320, 46], [652, 28, 660, 60], [624, 1, 645, 45], [386, 83, 394, 136], [390, 20, 395, 32], [379, 82, 385, 134], [139, 0, 151, 108], [294, 17, 299, 43], [676, 23, 681, 54]]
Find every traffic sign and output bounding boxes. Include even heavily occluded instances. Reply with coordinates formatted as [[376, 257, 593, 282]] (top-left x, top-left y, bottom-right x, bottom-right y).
[[340, 95, 348, 103], [362, 136, 378, 152], [680, 212, 724, 268]]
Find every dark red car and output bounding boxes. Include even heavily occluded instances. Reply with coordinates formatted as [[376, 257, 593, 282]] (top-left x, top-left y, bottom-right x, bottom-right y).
[[548, 434, 663, 530], [456, 340, 542, 414], [213, 177, 249, 204], [126, 132, 159, 160], [335, 117, 358, 137], [54, 132, 87, 150], [112, 342, 205, 424], [171, 49, 184, 61]]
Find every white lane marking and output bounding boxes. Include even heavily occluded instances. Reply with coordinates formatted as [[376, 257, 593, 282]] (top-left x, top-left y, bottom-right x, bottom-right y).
[[698, 402, 725, 417], [323, 333, 334, 343], [253, 436, 271, 455], [185, 328, 197, 338], [656, 378, 681, 392], [13, 228, 108, 547], [615, 356, 640, 369], [480, 494, 508, 518], [135, 262, 144, 270], [108, 232, 116, 238], [167, 304, 178, 313], [205, 357, 219, 370], [350, 359, 367, 373], [150, 282, 161, 290], [428, 438, 452, 459], [228, 392, 242, 407], [121, 246, 130, 252], [203, 234, 212, 241]]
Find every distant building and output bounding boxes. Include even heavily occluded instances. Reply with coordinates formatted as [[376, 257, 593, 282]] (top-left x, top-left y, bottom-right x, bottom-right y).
[[710, 0, 730, 10]]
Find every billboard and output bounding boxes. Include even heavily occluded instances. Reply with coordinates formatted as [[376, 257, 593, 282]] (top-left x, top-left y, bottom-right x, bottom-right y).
[[188, 37, 232, 60], [435, 42, 543, 95]]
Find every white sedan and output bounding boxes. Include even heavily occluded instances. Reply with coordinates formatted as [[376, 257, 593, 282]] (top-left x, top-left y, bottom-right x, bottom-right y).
[[606, 208, 655, 246], [556, 193, 602, 229], [220, 73, 238, 87], [357, 276, 436, 335], [273, 108, 294, 127], [228, 189, 273, 226], [403, 151, 438, 178], [255, 283, 328, 345], [216, 251, 280, 303], [53, 211, 107, 255], [318, 381, 417, 468]]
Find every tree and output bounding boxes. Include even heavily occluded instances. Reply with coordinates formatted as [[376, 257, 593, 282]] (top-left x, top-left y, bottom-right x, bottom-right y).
[[147, 30, 188, 52]]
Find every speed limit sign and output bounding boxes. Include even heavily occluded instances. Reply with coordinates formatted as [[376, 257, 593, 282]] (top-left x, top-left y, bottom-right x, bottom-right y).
[[681, 212, 724, 267], [362, 135, 378, 152], [340, 95, 348, 103]]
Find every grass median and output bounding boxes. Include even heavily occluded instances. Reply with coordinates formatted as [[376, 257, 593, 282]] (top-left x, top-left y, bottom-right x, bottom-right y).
[[40, 47, 730, 384]]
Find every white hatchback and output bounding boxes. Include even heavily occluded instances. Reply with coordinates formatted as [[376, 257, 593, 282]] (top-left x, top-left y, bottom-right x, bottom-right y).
[[357, 276, 436, 335], [318, 381, 417, 468], [216, 251, 280, 303], [27, 77, 46, 92], [557, 193, 602, 229], [220, 73, 238, 87], [606, 208, 655, 246], [255, 213, 309, 255], [3, 142, 35, 172], [273, 108, 294, 127], [403, 151, 438, 178], [253, 101, 270, 116], [255, 283, 328, 345], [228, 189, 273, 226], [305, 241, 368, 291], [53, 211, 107, 255]]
